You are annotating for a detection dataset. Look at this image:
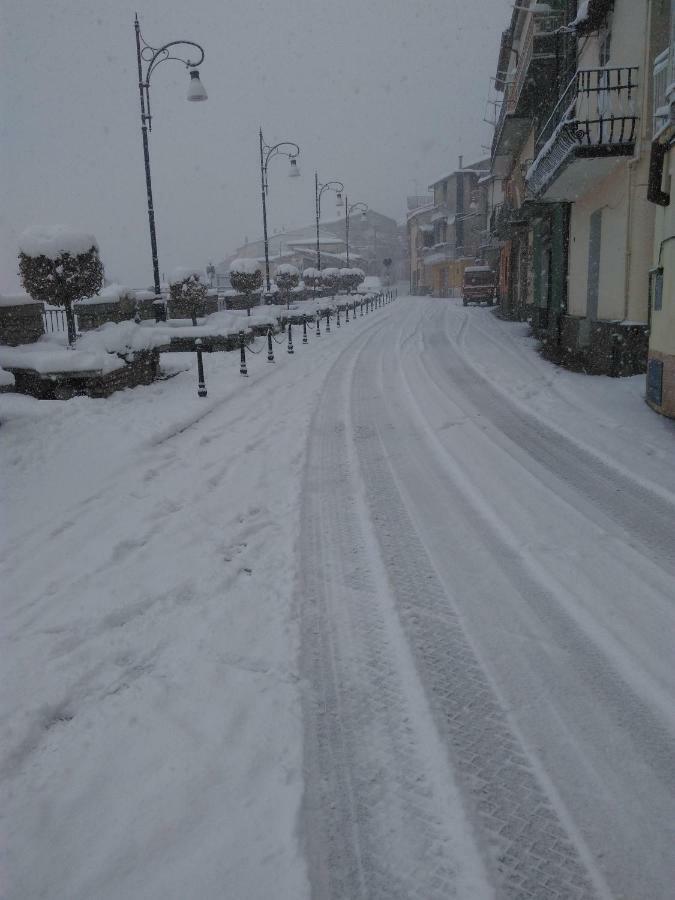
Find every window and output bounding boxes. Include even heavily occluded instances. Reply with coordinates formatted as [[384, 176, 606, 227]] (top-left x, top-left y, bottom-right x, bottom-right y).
[[650, 266, 664, 311], [599, 23, 612, 67]]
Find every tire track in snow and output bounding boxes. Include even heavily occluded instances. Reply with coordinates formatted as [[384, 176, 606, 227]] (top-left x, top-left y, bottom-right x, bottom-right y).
[[348, 309, 605, 900], [298, 313, 493, 900], [434, 305, 675, 571]]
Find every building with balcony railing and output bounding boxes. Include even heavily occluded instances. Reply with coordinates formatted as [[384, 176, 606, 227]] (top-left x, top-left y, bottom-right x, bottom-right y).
[[488, 0, 663, 375], [492, 8, 567, 173], [425, 157, 489, 297], [646, 0, 675, 418], [526, 66, 639, 199]]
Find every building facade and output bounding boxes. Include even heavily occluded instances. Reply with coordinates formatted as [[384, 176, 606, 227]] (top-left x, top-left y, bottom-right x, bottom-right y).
[[489, 0, 661, 377], [646, 0, 675, 416], [425, 158, 490, 298]]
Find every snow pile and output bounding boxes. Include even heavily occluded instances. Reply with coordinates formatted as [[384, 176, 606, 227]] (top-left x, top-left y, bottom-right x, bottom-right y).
[[229, 258, 261, 275], [169, 267, 204, 285], [75, 283, 133, 306], [302, 267, 321, 280], [0, 294, 38, 307], [18, 225, 98, 260], [0, 344, 125, 375], [0, 322, 167, 375], [275, 263, 300, 277], [0, 366, 15, 387]]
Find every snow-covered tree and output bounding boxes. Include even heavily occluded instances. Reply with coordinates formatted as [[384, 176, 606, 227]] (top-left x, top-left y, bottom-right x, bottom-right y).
[[169, 268, 207, 323], [229, 259, 263, 310], [275, 264, 300, 307], [321, 267, 340, 298], [339, 267, 365, 294], [18, 226, 103, 346]]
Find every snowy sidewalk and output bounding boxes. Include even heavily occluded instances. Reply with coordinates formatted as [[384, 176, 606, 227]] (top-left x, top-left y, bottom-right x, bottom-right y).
[[0, 314, 387, 900]]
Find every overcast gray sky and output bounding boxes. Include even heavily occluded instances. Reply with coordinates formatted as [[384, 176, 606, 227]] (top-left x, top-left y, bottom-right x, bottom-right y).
[[1, 0, 510, 292]]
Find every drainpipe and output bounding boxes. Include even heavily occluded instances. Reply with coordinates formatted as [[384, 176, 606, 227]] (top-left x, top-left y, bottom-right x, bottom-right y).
[[623, 0, 653, 321]]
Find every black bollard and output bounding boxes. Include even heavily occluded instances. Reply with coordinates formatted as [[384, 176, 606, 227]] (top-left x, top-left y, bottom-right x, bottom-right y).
[[267, 328, 274, 363], [360, 300, 363, 317], [316, 313, 321, 336], [302, 314, 308, 344], [326, 310, 331, 333], [287, 320, 294, 354], [337, 306, 341, 328], [345, 303, 350, 323], [239, 330, 248, 376], [196, 339, 207, 397]]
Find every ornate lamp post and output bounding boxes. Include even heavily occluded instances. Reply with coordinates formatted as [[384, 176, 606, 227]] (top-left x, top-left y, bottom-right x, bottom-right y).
[[315, 173, 344, 270], [345, 197, 369, 266], [134, 15, 207, 307], [259, 129, 301, 295]]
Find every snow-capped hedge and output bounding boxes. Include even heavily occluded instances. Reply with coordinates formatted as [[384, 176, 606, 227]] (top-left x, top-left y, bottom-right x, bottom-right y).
[[276, 264, 300, 277], [169, 267, 204, 285], [18, 225, 99, 261], [18, 226, 103, 345], [230, 258, 262, 276]]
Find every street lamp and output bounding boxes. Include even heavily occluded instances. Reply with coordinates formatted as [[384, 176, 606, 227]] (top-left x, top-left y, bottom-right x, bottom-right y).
[[134, 14, 207, 309], [259, 128, 301, 295], [345, 197, 369, 267], [315, 173, 344, 270]]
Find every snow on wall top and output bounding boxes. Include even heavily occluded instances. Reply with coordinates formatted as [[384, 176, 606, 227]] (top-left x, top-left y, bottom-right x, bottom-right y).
[[76, 284, 132, 306], [18, 225, 99, 260], [230, 258, 262, 275], [0, 294, 39, 307]]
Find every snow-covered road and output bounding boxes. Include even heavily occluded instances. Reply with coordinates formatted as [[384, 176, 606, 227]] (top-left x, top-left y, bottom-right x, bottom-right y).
[[2, 296, 674, 899]]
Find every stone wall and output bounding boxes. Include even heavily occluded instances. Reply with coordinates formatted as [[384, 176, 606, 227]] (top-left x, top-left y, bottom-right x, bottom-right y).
[[77, 294, 157, 331], [538, 313, 648, 376], [0, 302, 45, 346]]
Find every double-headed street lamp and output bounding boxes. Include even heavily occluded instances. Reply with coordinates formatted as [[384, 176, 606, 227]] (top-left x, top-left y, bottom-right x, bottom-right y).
[[344, 197, 369, 266], [315, 173, 344, 270], [134, 15, 207, 304], [259, 129, 301, 295]]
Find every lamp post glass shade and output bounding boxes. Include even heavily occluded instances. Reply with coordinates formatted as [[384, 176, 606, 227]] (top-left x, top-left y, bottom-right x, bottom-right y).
[[336, 192, 343, 207], [187, 69, 207, 101], [289, 157, 300, 177]]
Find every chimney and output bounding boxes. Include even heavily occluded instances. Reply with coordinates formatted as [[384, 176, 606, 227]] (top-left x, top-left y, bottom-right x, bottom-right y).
[[459, 155, 464, 170]]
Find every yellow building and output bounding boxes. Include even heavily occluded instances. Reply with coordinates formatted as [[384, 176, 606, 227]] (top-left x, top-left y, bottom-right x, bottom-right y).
[[426, 159, 489, 298], [647, 0, 675, 417], [525, 0, 655, 374]]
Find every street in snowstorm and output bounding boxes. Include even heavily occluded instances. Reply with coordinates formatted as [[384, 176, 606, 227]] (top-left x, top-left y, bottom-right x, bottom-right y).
[[3, 0, 675, 897], [2, 296, 674, 899]]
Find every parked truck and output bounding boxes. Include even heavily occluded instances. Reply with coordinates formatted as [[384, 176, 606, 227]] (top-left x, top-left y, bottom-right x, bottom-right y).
[[462, 266, 496, 306]]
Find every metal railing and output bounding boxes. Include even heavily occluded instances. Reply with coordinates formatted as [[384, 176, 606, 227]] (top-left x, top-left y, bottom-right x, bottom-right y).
[[535, 66, 639, 156], [42, 308, 69, 333], [509, 12, 564, 117], [653, 47, 674, 137]]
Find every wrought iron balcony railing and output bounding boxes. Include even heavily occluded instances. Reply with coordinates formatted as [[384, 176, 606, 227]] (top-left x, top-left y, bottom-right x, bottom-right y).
[[527, 66, 638, 196], [491, 11, 564, 161], [653, 46, 675, 137]]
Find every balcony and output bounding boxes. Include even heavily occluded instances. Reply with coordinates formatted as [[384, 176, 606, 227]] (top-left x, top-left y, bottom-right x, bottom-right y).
[[653, 46, 675, 138], [526, 66, 638, 200], [492, 11, 564, 164], [422, 242, 456, 266]]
